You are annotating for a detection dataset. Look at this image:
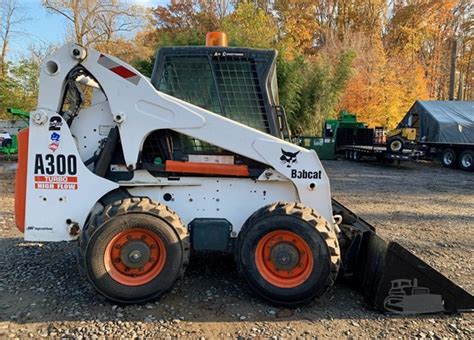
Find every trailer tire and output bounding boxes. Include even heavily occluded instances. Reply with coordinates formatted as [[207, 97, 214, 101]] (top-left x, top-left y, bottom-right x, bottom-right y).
[[441, 148, 457, 168], [387, 137, 404, 153], [349, 150, 354, 161], [78, 197, 190, 304], [353, 150, 361, 161], [459, 150, 474, 172], [236, 202, 340, 306]]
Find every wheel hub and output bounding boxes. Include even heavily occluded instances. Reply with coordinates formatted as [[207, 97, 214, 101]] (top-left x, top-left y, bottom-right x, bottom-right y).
[[104, 228, 167, 286], [121, 241, 151, 268], [391, 141, 402, 152], [462, 154, 472, 167], [444, 153, 454, 164], [270, 243, 300, 271], [255, 230, 314, 288]]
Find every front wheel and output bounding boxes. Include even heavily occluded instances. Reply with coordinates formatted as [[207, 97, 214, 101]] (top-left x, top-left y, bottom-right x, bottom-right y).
[[78, 197, 190, 304], [387, 137, 404, 153], [441, 148, 457, 168], [236, 202, 340, 306]]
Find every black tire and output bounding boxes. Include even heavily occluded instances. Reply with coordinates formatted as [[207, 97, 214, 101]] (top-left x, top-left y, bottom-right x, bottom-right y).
[[78, 197, 190, 304], [441, 148, 457, 168], [353, 150, 361, 161], [459, 149, 474, 172], [387, 137, 404, 153], [349, 150, 354, 161], [1, 138, 12, 148], [236, 202, 341, 306], [345, 150, 350, 160]]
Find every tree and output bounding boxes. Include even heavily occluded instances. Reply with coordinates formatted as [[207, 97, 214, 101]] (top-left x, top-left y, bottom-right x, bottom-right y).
[[273, 0, 319, 58], [222, 2, 277, 48], [10, 0, 467, 133], [279, 50, 356, 134], [0, 43, 55, 118], [152, 0, 228, 47], [0, 0, 28, 77], [42, 0, 145, 47]]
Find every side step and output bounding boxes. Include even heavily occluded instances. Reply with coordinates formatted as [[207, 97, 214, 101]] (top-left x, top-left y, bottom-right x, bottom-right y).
[[333, 198, 474, 315]]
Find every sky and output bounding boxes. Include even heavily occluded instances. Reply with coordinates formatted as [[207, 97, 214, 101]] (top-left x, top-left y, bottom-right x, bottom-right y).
[[7, 0, 167, 59]]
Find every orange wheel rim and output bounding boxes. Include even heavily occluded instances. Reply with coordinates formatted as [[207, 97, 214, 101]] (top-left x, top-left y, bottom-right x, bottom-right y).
[[104, 228, 166, 286], [255, 230, 313, 288]]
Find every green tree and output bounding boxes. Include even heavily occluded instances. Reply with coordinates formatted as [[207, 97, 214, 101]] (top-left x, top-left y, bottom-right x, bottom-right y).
[[280, 51, 356, 135], [222, 2, 277, 48]]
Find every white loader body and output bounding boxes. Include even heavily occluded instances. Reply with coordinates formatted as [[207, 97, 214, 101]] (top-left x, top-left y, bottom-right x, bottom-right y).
[[19, 43, 334, 242]]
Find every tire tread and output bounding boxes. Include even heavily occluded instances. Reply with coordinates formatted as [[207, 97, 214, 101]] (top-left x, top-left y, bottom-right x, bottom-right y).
[[236, 201, 341, 304], [77, 197, 190, 298]]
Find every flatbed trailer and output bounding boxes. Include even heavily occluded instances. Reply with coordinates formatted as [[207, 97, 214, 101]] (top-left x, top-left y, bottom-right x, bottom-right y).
[[340, 144, 423, 164]]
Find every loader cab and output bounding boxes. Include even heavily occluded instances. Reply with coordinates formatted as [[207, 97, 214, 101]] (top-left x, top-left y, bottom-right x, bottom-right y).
[[139, 43, 290, 172], [149, 46, 285, 138]]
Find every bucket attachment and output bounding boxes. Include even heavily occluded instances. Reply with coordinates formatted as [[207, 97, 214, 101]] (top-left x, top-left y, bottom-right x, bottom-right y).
[[333, 199, 474, 315]]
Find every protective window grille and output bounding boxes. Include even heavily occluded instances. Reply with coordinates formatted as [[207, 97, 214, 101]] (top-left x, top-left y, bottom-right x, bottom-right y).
[[212, 56, 269, 132], [157, 54, 269, 154], [158, 56, 221, 114]]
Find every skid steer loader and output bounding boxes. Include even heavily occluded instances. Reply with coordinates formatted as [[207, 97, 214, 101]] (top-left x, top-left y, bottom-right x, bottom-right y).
[[14, 33, 473, 314]]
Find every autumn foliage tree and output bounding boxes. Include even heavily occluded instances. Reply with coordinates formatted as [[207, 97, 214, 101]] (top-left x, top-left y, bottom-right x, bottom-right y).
[[1, 0, 472, 132], [145, 0, 471, 132]]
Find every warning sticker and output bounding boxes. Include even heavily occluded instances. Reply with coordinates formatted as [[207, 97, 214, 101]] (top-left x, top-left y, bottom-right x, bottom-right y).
[[34, 176, 78, 190], [98, 54, 140, 85]]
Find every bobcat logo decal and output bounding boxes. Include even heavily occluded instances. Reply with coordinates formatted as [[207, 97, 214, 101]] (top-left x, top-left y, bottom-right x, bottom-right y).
[[280, 149, 300, 168]]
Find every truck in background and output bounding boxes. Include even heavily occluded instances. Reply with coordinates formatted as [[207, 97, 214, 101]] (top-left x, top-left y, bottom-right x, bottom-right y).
[[0, 109, 30, 157], [389, 101, 473, 172], [299, 101, 473, 172], [296, 111, 421, 164]]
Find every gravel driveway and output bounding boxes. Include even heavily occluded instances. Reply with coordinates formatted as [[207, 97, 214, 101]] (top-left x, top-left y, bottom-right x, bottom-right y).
[[0, 159, 472, 338]]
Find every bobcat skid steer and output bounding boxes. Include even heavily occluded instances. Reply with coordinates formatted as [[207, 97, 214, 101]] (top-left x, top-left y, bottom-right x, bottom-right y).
[[14, 34, 473, 314]]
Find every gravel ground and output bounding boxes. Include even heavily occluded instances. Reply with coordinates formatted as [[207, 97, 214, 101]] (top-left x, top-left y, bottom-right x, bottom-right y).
[[0, 159, 473, 338]]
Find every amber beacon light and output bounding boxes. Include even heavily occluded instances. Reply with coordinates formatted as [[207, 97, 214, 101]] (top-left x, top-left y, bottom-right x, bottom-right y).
[[206, 32, 228, 47]]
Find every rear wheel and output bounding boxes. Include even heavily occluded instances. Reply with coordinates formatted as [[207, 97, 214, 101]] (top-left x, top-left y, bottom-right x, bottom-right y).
[[236, 202, 340, 305], [459, 150, 474, 172], [441, 148, 457, 168], [78, 197, 190, 303]]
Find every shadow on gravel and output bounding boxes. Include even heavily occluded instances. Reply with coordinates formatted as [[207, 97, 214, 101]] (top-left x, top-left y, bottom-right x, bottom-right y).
[[0, 237, 411, 325]]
